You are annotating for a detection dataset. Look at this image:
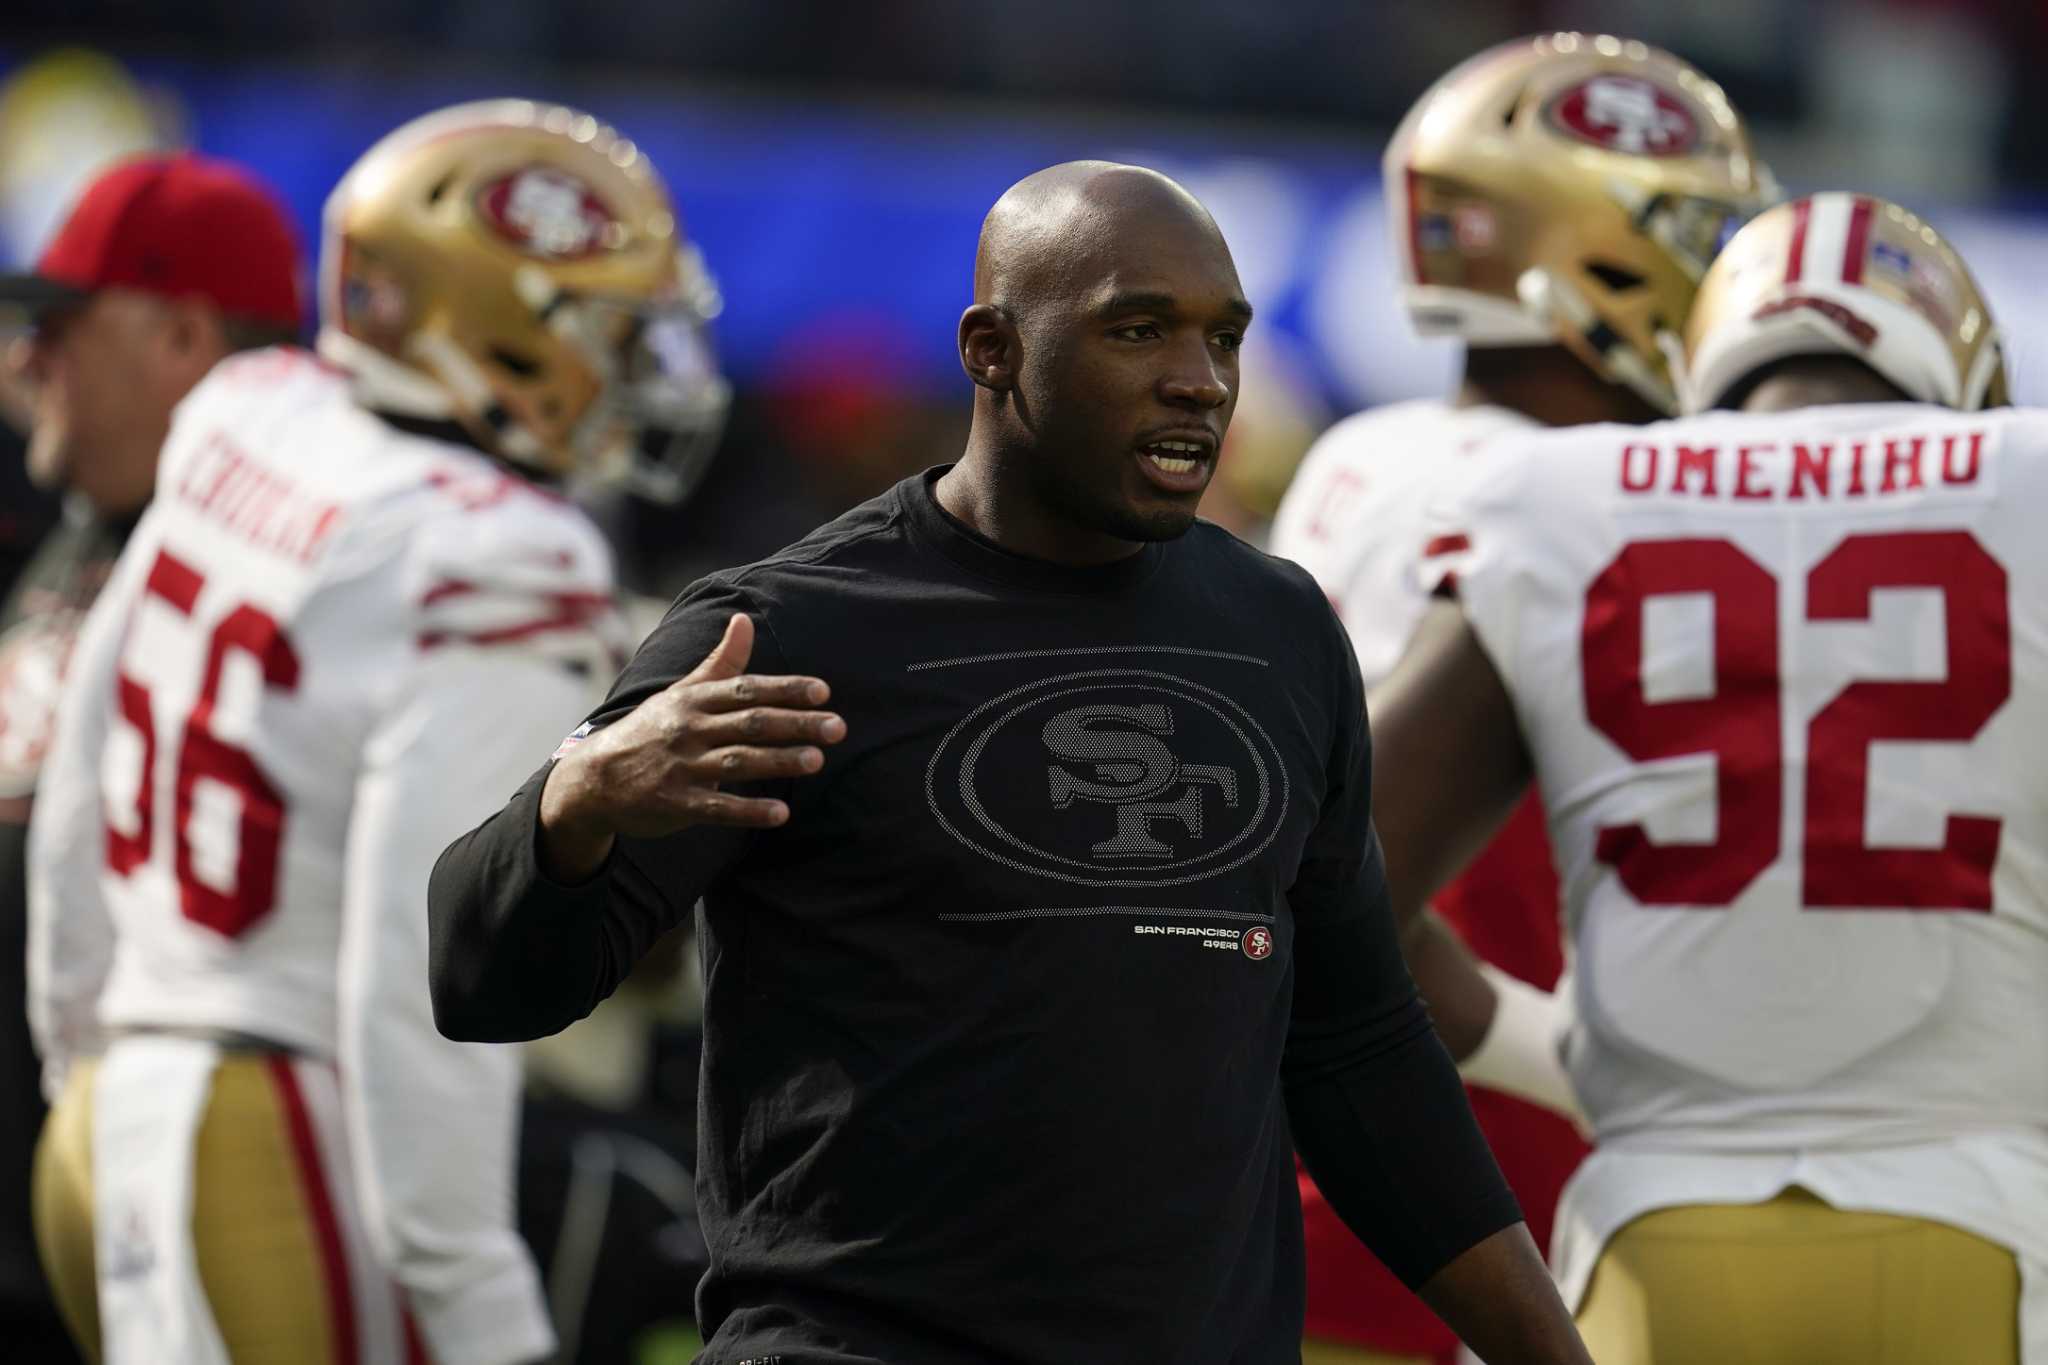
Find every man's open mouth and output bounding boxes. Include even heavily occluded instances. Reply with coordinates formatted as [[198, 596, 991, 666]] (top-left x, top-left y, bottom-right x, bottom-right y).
[[1140, 439, 1206, 474]]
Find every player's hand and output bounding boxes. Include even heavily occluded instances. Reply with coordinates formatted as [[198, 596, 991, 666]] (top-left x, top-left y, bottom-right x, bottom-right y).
[[537, 613, 844, 880]]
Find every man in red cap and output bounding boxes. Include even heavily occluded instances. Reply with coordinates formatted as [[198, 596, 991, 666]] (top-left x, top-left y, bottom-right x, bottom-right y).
[[1, 152, 303, 514], [0, 151, 301, 1363]]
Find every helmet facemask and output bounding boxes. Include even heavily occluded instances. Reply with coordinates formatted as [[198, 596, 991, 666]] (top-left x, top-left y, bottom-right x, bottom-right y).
[[516, 252, 733, 504]]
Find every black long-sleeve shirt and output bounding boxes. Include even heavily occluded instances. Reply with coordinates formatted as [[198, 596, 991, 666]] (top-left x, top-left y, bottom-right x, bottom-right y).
[[430, 469, 1519, 1364]]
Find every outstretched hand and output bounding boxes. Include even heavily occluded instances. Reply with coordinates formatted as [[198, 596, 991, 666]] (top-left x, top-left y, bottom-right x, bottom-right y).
[[537, 614, 845, 881]]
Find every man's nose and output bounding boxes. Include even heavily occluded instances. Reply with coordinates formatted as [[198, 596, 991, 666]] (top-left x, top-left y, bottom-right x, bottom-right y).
[[1158, 341, 1230, 410]]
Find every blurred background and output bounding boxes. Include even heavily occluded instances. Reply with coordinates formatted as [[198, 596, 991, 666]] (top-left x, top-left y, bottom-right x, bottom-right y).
[[3, 0, 2046, 594]]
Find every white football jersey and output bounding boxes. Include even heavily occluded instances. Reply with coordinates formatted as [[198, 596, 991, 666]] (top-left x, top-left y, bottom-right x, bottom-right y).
[[1428, 401, 2048, 1341], [1269, 399, 1532, 687], [27, 347, 629, 1363]]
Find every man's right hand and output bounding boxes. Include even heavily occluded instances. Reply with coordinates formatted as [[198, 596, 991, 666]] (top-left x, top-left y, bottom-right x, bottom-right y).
[[536, 613, 845, 882]]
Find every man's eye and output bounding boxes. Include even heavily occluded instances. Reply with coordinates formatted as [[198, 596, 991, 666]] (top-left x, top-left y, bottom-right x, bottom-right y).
[[1113, 323, 1161, 341], [1213, 331, 1244, 353]]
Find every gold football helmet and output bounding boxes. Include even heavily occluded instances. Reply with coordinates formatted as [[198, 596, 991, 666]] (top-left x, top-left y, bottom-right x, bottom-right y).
[[317, 99, 729, 501], [1681, 192, 2007, 413], [1387, 33, 1776, 413]]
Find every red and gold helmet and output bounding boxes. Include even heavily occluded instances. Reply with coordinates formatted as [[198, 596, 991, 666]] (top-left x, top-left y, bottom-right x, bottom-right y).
[[318, 99, 729, 501], [1681, 192, 2007, 413], [1386, 33, 1776, 413]]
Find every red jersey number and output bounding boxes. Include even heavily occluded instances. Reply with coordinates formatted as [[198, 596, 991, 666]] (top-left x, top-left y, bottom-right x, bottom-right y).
[[1581, 539, 1782, 905], [1583, 531, 2007, 911], [106, 548, 300, 938]]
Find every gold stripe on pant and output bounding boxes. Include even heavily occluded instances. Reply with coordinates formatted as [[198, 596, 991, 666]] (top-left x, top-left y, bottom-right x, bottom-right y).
[[1575, 1187, 2020, 1365], [32, 1062, 99, 1360], [33, 1055, 354, 1364]]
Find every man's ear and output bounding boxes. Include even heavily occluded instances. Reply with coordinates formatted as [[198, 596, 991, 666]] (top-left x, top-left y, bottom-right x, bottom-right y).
[[165, 297, 231, 369], [958, 303, 1018, 392]]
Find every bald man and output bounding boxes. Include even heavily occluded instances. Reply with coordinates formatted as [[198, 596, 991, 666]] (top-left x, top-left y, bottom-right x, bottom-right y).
[[428, 163, 1590, 1364]]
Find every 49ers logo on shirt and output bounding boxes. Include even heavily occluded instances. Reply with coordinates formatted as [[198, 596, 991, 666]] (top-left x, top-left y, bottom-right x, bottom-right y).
[[476, 167, 617, 259], [1241, 925, 1275, 961], [925, 667, 1288, 888], [1547, 76, 1698, 157]]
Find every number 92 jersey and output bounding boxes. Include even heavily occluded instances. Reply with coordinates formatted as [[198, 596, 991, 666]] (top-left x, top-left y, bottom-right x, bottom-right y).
[[1425, 401, 2048, 1314]]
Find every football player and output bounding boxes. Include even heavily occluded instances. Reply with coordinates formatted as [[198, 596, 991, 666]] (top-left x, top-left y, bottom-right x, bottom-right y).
[[1373, 194, 2034, 1361], [1267, 34, 1772, 1364], [27, 100, 727, 1364]]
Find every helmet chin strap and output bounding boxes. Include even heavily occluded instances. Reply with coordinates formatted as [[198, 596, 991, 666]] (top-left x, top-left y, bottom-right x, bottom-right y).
[[1518, 267, 1679, 415], [318, 327, 550, 462], [406, 332, 500, 417], [405, 331, 547, 462]]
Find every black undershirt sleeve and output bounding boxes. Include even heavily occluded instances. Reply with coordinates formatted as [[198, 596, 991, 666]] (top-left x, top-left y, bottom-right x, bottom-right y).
[[1281, 616, 1522, 1290], [427, 579, 782, 1043]]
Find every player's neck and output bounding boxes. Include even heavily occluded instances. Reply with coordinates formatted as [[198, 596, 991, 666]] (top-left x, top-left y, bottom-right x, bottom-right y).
[[1456, 345, 1663, 428]]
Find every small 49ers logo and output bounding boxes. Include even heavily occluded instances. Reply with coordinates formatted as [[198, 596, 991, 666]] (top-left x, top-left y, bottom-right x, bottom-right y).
[[476, 167, 616, 259], [1547, 76, 1698, 157], [1241, 925, 1275, 961]]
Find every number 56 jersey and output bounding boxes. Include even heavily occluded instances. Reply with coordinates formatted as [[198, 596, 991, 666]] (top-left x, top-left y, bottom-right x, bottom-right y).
[[1425, 401, 2048, 1321], [35, 345, 627, 1059], [26, 348, 628, 1357]]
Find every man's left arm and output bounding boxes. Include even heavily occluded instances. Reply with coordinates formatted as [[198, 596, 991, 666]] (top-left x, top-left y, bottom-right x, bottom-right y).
[[1281, 616, 1589, 1364]]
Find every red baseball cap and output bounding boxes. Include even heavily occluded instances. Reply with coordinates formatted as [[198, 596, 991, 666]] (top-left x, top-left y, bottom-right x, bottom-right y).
[[0, 153, 303, 329]]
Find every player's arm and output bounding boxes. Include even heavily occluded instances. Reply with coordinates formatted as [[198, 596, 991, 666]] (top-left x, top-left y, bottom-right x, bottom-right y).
[[1368, 595, 1578, 1122], [24, 537, 155, 1096], [1281, 608, 1591, 1364], [338, 641, 580, 1365], [1369, 596, 1534, 955], [427, 591, 843, 1043]]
